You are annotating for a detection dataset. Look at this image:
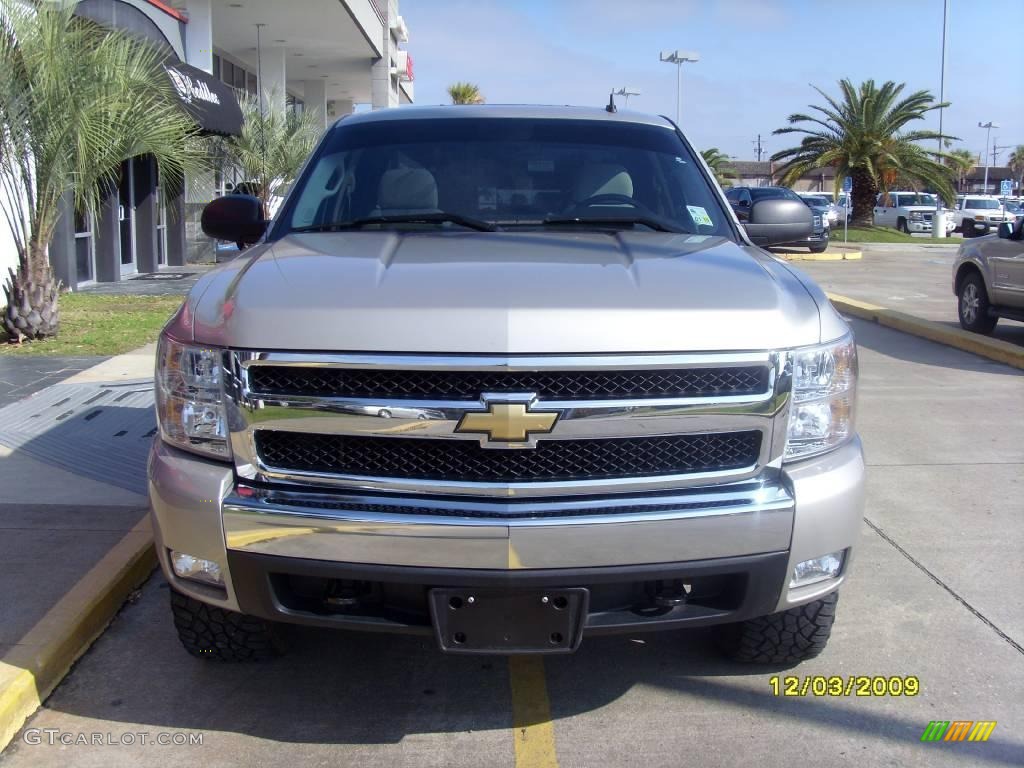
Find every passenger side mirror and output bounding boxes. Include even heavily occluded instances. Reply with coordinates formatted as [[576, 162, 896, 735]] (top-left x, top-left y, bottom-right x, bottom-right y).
[[201, 195, 267, 245], [997, 222, 1013, 239], [742, 198, 813, 246]]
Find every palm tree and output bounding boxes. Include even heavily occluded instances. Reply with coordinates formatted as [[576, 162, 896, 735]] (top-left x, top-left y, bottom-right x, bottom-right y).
[[0, 2, 203, 342], [447, 82, 485, 105], [700, 148, 736, 187], [771, 79, 956, 225], [217, 92, 322, 211], [1009, 145, 1024, 196], [945, 148, 976, 193]]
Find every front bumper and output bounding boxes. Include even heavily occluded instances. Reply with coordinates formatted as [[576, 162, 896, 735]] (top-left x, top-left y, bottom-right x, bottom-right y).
[[148, 436, 865, 634]]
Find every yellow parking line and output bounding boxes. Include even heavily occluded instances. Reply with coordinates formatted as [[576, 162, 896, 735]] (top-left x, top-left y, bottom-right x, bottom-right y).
[[508, 656, 559, 768]]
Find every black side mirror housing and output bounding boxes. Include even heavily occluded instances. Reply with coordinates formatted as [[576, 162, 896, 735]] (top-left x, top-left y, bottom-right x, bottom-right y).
[[997, 222, 1013, 239], [742, 198, 813, 246], [201, 195, 267, 245]]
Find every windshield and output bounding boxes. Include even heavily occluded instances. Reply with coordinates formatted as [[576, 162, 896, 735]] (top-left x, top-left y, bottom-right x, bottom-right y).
[[964, 198, 1001, 209], [802, 196, 831, 207], [279, 118, 732, 238], [750, 187, 803, 203], [897, 193, 937, 206]]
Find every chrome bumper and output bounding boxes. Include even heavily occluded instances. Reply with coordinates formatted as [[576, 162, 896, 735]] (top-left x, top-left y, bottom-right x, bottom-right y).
[[148, 437, 865, 615]]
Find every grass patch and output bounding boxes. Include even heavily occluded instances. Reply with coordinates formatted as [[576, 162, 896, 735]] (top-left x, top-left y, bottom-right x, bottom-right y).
[[0, 293, 183, 356], [832, 225, 952, 244]]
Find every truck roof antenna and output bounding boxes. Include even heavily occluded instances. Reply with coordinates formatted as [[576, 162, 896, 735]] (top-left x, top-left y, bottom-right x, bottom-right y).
[[606, 90, 617, 113]]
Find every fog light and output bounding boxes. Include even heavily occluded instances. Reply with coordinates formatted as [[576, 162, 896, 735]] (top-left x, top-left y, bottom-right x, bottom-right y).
[[171, 551, 224, 586], [790, 550, 845, 588]]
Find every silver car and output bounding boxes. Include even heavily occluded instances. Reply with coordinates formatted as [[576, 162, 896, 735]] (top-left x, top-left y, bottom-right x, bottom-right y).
[[954, 217, 1024, 333], [152, 105, 864, 664]]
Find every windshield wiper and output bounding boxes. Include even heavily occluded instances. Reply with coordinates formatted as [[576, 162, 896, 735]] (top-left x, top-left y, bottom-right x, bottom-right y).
[[292, 212, 497, 233], [540, 215, 684, 233]]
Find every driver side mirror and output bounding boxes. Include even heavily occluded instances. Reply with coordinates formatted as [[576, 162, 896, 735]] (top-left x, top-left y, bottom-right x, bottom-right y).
[[742, 198, 813, 246], [201, 195, 267, 245]]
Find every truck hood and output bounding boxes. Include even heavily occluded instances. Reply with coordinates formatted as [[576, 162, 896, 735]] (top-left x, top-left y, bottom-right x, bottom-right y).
[[188, 231, 825, 353]]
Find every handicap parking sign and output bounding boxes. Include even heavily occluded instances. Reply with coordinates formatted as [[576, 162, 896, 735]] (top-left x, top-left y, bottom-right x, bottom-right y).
[[1000, 179, 1012, 196]]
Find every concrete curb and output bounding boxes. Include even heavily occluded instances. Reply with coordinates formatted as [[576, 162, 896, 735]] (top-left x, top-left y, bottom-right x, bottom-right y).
[[782, 249, 862, 262], [827, 293, 1024, 371], [0, 518, 156, 751]]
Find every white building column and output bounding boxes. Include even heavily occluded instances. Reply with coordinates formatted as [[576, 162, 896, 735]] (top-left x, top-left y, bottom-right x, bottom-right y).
[[183, 0, 214, 73], [303, 79, 328, 130], [260, 46, 287, 114]]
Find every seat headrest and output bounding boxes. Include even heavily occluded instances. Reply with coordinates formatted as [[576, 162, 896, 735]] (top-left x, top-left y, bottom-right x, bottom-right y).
[[377, 168, 439, 211], [575, 163, 633, 200]]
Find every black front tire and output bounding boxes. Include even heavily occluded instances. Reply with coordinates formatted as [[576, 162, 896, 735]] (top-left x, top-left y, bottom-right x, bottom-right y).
[[897, 217, 909, 233], [809, 241, 829, 253], [957, 273, 998, 334], [717, 592, 838, 663], [170, 587, 286, 661]]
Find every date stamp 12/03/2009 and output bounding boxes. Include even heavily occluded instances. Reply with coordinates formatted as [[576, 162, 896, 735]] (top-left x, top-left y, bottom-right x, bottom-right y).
[[769, 675, 920, 697]]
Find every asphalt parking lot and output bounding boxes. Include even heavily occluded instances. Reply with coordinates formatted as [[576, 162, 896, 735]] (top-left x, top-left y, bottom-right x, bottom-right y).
[[798, 244, 1024, 348], [2, 318, 1022, 768]]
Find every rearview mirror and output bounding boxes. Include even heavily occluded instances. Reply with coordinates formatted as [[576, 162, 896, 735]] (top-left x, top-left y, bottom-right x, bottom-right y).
[[742, 199, 813, 246], [201, 194, 267, 245]]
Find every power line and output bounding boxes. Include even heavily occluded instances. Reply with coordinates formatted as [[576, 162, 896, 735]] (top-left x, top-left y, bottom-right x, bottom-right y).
[[752, 134, 764, 162]]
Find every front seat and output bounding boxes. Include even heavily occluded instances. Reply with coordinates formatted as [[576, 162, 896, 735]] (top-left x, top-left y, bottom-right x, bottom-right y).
[[373, 167, 440, 215], [573, 163, 634, 205]]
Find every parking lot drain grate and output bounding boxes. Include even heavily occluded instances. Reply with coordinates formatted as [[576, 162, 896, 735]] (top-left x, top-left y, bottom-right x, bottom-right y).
[[0, 379, 155, 494]]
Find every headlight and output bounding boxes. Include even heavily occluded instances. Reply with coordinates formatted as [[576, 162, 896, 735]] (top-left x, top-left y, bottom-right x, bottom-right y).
[[910, 211, 923, 220], [155, 335, 231, 459], [784, 335, 857, 461]]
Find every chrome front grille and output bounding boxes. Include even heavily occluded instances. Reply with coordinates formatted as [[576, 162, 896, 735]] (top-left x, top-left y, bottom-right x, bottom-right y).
[[255, 430, 762, 483], [224, 351, 790, 498]]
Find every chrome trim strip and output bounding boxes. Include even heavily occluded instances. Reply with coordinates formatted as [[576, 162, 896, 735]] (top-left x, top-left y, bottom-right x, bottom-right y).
[[235, 462, 765, 498], [228, 480, 792, 521], [238, 350, 774, 371], [223, 350, 791, 497], [222, 482, 796, 568]]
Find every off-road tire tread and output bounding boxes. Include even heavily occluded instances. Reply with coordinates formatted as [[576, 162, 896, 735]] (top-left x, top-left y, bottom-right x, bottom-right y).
[[718, 592, 838, 663], [170, 588, 285, 661]]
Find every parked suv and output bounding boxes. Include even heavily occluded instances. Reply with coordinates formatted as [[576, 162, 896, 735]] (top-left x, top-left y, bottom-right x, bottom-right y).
[[797, 192, 840, 227], [954, 217, 1024, 333], [873, 191, 956, 234], [726, 186, 831, 252], [151, 106, 864, 664], [956, 195, 1017, 237]]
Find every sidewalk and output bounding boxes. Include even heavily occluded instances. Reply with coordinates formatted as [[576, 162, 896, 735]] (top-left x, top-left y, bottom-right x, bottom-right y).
[[0, 345, 158, 750]]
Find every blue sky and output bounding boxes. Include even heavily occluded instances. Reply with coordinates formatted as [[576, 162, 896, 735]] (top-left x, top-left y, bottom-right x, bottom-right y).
[[401, 0, 1024, 164]]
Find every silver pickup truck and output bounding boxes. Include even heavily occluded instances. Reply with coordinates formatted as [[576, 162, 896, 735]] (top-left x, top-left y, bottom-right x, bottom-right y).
[[150, 105, 864, 663]]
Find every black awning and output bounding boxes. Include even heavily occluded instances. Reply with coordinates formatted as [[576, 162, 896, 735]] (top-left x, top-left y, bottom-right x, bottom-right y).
[[163, 61, 244, 137]]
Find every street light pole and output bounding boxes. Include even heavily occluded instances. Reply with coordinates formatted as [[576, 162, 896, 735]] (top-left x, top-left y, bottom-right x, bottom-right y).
[[934, 0, 948, 238], [613, 87, 640, 108], [659, 50, 699, 125], [979, 121, 1000, 193]]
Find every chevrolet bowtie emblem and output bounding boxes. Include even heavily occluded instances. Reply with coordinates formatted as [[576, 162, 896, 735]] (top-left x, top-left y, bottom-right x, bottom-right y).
[[456, 400, 559, 444]]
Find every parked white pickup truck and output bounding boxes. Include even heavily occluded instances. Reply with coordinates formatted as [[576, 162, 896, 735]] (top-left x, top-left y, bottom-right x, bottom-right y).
[[873, 191, 956, 235]]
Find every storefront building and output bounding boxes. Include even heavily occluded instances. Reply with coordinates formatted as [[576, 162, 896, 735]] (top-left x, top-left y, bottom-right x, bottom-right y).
[[1, 0, 413, 291]]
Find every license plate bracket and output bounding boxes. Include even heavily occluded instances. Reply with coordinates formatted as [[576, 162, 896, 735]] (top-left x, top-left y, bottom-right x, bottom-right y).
[[429, 588, 588, 654]]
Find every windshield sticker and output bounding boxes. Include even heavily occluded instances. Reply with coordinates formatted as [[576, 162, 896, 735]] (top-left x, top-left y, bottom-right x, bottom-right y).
[[687, 206, 714, 227]]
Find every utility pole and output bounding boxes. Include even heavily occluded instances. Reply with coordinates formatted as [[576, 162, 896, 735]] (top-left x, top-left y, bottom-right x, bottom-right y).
[[991, 141, 1011, 167], [752, 134, 764, 162]]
